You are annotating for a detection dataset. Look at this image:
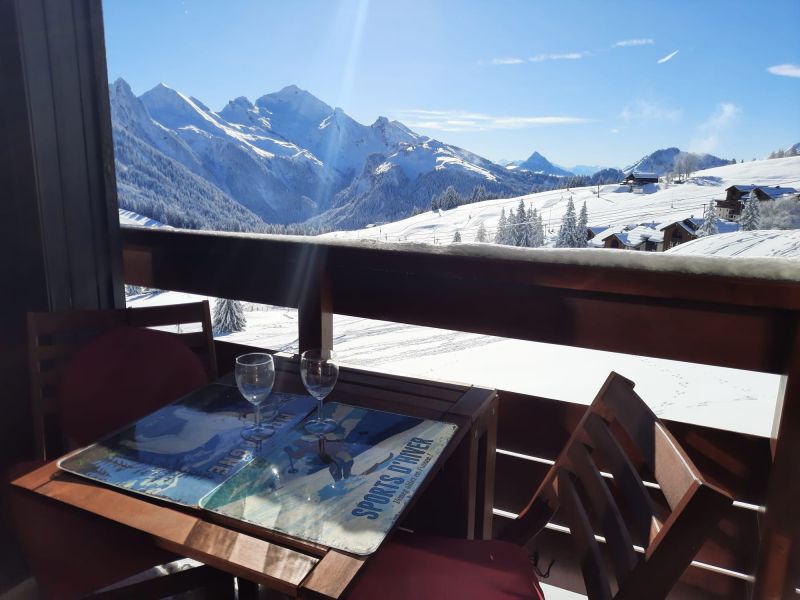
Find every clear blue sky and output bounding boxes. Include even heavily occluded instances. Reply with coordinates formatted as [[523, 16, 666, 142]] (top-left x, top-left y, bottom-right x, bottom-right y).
[[103, 0, 800, 168]]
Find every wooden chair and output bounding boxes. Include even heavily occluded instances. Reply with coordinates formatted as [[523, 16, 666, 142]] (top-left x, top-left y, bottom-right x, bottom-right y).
[[6, 300, 229, 599], [502, 371, 733, 599], [349, 372, 731, 600], [26, 300, 217, 460]]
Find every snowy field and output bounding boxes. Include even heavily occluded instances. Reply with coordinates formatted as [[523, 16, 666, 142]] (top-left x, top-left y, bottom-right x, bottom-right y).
[[128, 290, 780, 438], [667, 228, 800, 258], [321, 156, 800, 246]]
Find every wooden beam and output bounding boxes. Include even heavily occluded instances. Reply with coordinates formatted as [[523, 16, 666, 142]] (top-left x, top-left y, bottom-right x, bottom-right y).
[[298, 252, 332, 355], [753, 320, 800, 599], [121, 228, 796, 374]]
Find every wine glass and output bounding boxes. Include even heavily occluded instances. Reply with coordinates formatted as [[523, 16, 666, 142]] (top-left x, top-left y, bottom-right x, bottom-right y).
[[235, 353, 276, 442], [300, 349, 339, 435]]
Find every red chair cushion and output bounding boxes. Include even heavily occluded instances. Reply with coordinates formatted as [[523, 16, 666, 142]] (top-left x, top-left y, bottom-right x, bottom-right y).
[[58, 326, 208, 447], [348, 532, 545, 600], [4, 460, 178, 600]]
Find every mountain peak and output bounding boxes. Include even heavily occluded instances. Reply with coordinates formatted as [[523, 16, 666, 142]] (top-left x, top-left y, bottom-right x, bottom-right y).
[[140, 82, 216, 133], [141, 82, 185, 103], [218, 95, 266, 128], [111, 77, 132, 91], [151, 82, 174, 93], [517, 150, 573, 177], [109, 77, 136, 103], [255, 85, 332, 120], [228, 95, 254, 109]]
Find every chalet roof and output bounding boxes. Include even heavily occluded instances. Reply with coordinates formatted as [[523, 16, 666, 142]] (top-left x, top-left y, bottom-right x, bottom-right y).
[[758, 186, 797, 199], [682, 218, 703, 232], [626, 171, 658, 180], [606, 223, 665, 247], [726, 184, 759, 193], [654, 217, 739, 237], [588, 225, 609, 235], [725, 185, 798, 199], [591, 224, 628, 245]]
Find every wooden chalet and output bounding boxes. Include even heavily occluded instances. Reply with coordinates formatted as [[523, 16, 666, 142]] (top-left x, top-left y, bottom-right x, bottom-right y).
[[660, 219, 700, 249], [725, 184, 799, 203], [2, 2, 800, 599], [601, 224, 663, 251], [623, 171, 659, 186], [718, 185, 800, 219], [596, 218, 739, 252]]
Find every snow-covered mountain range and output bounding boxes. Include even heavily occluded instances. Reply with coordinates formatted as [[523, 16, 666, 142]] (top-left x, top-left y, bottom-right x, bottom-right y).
[[110, 79, 562, 230]]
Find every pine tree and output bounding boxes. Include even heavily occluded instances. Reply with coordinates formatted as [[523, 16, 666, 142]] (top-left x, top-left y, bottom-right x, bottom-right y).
[[514, 199, 530, 246], [495, 208, 509, 245], [556, 197, 578, 248], [476, 222, 487, 243], [739, 189, 762, 231], [213, 298, 246, 335], [697, 202, 720, 237], [452, 230, 462, 243], [576, 201, 589, 248], [439, 186, 461, 210], [530, 209, 545, 247], [470, 185, 488, 204], [526, 206, 537, 247]]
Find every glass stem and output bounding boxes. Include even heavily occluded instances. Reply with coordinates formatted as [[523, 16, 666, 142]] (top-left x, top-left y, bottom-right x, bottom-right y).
[[317, 398, 324, 421], [255, 404, 261, 429]]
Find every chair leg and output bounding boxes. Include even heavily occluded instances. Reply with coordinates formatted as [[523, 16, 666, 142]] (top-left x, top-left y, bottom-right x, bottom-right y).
[[237, 578, 293, 600], [87, 565, 234, 599], [237, 578, 260, 600]]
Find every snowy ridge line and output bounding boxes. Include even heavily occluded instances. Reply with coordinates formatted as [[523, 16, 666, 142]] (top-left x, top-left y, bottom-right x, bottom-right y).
[[667, 230, 800, 259]]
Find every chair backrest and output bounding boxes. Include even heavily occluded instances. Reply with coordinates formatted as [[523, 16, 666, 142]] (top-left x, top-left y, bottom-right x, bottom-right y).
[[27, 301, 217, 460], [504, 372, 732, 600]]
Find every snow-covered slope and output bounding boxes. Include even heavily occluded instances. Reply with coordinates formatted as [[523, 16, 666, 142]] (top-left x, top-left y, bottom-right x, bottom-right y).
[[128, 289, 781, 437], [322, 156, 800, 245], [667, 229, 800, 258]]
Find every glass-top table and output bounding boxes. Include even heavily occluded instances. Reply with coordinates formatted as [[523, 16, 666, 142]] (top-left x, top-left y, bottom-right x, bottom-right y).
[[59, 383, 458, 555], [14, 361, 498, 598]]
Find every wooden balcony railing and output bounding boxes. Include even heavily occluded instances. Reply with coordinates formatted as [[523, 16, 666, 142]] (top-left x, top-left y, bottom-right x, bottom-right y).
[[121, 226, 800, 600]]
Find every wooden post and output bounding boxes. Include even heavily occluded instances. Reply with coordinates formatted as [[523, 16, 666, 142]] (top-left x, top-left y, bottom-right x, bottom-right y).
[[297, 252, 333, 356], [0, 0, 122, 466], [753, 321, 800, 599]]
